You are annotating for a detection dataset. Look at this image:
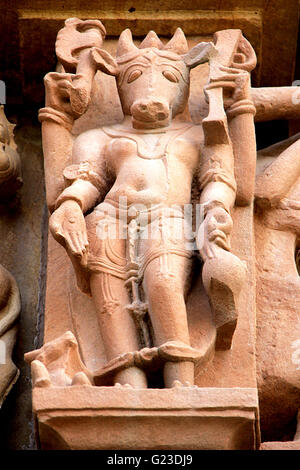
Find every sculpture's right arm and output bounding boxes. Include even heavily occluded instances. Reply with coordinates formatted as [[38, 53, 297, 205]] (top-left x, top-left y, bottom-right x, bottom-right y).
[[49, 130, 112, 260], [55, 130, 112, 213]]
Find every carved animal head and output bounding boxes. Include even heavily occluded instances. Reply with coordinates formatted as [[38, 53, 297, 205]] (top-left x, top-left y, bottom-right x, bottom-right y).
[[115, 28, 214, 129]]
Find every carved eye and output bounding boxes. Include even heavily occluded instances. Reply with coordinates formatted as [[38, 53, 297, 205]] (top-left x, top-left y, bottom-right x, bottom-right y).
[[127, 70, 142, 83], [162, 70, 179, 83]]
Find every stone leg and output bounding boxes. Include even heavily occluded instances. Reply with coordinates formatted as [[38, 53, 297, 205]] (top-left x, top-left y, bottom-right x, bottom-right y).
[[90, 271, 147, 388], [142, 253, 194, 388]]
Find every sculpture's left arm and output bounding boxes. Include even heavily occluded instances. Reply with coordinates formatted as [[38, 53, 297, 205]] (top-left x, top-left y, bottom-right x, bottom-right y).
[[251, 86, 300, 204], [252, 87, 300, 122], [197, 140, 237, 259], [226, 75, 257, 206], [49, 130, 112, 262]]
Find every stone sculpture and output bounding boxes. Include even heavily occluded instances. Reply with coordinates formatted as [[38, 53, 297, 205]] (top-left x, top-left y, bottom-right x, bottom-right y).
[[0, 264, 21, 407], [0, 106, 22, 202], [255, 133, 300, 443], [26, 19, 258, 390], [25, 17, 300, 450], [0, 106, 21, 406]]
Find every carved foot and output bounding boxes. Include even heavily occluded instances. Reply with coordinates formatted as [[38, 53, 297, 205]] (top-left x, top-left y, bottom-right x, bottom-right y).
[[94, 342, 202, 387], [164, 361, 194, 388], [114, 366, 148, 389], [114, 382, 133, 389], [171, 380, 196, 388]]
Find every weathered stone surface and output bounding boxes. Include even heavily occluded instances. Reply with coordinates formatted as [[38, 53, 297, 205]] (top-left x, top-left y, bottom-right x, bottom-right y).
[[0, 118, 46, 450], [0, 267, 20, 408], [33, 386, 259, 450], [255, 135, 300, 442], [0, 108, 22, 410], [25, 18, 262, 450], [0, 1, 298, 451], [261, 440, 300, 450], [0, 106, 22, 200], [1, 1, 298, 107]]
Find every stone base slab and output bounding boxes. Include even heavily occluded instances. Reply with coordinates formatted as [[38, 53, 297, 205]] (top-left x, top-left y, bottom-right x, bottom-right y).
[[33, 386, 259, 450], [260, 441, 300, 450]]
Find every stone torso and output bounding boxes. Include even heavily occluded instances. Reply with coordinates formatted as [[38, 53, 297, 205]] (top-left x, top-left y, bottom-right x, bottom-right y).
[[102, 121, 201, 208]]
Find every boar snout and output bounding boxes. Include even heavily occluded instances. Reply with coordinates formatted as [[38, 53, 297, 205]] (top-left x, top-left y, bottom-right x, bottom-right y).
[[130, 99, 170, 127]]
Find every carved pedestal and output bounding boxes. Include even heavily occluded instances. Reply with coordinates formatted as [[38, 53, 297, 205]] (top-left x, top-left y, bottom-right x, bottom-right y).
[[33, 386, 258, 450]]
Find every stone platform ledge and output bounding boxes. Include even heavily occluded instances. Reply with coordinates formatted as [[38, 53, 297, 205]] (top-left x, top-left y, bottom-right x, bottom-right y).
[[33, 386, 259, 450], [260, 441, 300, 450]]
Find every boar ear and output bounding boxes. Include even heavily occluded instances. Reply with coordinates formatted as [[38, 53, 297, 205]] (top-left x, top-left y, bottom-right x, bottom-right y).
[[183, 42, 217, 69], [90, 47, 119, 76]]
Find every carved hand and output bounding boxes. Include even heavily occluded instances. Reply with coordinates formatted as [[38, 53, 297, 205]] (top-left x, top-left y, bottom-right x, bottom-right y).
[[204, 65, 251, 109], [196, 206, 233, 260], [49, 200, 89, 263], [44, 72, 83, 120]]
